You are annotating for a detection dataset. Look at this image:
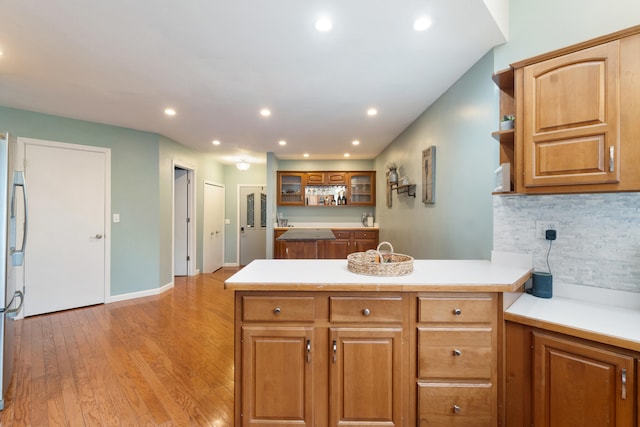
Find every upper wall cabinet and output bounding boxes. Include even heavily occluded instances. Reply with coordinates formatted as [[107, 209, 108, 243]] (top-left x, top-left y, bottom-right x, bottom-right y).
[[277, 172, 305, 205], [277, 171, 376, 206], [495, 25, 640, 195], [522, 41, 620, 188]]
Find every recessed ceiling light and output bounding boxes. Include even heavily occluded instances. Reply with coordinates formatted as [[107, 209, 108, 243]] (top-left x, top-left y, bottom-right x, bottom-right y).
[[367, 108, 378, 116], [344, 153, 350, 158], [303, 153, 309, 158], [352, 140, 360, 146], [315, 18, 333, 32], [413, 17, 432, 31], [164, 108, 176, 116], [212, 140, 221, 146], [279, 140, 287, 146], [260, 108, 271, 117]]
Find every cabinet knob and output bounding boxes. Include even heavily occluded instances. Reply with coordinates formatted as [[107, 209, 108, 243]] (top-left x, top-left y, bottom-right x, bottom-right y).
[[453, 405, 462, 414], [362, 308, 370, 316], [453, 308, 462, 315], [274, 307, 281, 315], [452, 349, 462, 357]]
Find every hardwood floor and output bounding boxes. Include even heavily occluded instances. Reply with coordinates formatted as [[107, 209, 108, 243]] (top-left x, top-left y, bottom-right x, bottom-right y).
[[0, 267, 240, 426]]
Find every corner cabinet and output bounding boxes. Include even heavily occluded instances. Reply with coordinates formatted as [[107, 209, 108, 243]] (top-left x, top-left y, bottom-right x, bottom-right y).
[[505, 322, 637, 427], [277, 171, 376, 207], [493, 25, 640, 195]]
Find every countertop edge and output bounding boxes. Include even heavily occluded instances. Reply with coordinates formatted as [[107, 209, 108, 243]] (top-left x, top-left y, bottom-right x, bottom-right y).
[[505, 295, 640, 353]]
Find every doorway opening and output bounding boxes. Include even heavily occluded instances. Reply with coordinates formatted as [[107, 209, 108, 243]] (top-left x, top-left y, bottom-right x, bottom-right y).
[[173, 164, 196, 277]]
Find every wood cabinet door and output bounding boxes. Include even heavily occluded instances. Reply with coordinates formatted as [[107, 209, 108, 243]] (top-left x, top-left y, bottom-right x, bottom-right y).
[[532, 332, 635, 427], [522, 41, 620, 188], [348, 172, 376, 206], [278, 172, 305, 205], [325, 239, 350, 259], [353, 231, 378, 253], [305, 172, 326, 185], [329, 327, 404, 426], [283, 241, 321, 259], [241, 327, 314, 426]]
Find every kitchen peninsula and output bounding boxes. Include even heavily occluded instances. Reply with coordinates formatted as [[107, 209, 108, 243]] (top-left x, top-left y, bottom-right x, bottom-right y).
[[225, 259, 531, 426], [275, 228, 336, 259]]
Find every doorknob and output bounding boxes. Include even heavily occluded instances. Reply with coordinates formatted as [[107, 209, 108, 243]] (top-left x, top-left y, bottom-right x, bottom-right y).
[[92, 234, 103, 239]]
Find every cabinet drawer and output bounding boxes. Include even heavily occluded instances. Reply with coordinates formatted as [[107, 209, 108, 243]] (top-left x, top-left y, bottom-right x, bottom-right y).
[[243, 296, 315, 322], [419, 295, 494, 323], [332, 230, 351, 240], [418, 328, 493, 379], [418, 383, 492, 426], [353, 231, 377, 239], [330, 297, 403, 323]]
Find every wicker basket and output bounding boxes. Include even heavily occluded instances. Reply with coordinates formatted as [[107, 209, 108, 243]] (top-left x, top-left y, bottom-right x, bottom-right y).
[[347, 242, 414, 276]]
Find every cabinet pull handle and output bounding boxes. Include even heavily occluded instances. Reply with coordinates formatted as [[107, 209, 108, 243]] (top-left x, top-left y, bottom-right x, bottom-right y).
[[362, 308, 370, 316], [452, 349, 462, 357], [621, 368, 627, 400], [285, 247, 289, 255], [453, 405, 461, 414], [332, 339, 337, 364], [273, 307, 281, 315], [609, 146, 615, 172], [306, 339, 311, 364], [453, 308, 462, 315]]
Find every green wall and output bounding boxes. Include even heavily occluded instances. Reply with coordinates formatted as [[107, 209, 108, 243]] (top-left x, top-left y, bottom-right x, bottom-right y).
[[374, 51, 498, 260], [0, 106, 229, 296], [0, 106, 162, 295], [495, 0, 640, 69]]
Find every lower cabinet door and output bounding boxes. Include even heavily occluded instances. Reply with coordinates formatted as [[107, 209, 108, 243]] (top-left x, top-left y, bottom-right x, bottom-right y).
[[533, 332, 635, 427], [418, 383, 493, 427], [241, 327, 314, 426], [329, 327, 404, 426]]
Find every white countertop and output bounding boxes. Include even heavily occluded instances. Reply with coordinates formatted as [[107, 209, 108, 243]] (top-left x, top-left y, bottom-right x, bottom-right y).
[[506, 293, 640, 351], [224, 259, 531, 292]]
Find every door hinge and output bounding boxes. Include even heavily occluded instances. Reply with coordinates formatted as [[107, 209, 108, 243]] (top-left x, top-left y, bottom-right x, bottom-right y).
[[186, 217, 191, 223], [187, 256, 190, 261]]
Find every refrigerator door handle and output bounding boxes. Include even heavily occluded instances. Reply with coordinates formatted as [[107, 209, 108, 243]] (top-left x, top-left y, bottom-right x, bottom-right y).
[[10, 170, 27, 267], [1, 290, 23, 317]]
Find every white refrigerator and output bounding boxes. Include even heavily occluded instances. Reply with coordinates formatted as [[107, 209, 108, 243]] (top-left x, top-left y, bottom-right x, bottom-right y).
[[0, 132, 26, 410]]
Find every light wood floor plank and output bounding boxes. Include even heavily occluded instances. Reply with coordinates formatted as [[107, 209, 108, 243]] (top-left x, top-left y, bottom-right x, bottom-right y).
[[0, 267, 239, 426]]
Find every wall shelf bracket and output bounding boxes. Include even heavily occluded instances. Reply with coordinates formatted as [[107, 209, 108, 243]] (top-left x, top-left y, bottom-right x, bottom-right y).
[[390, 183, 416, 198]]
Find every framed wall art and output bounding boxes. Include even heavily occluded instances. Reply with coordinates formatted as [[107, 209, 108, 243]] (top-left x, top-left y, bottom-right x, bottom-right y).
[[422, 146, 435, 204]]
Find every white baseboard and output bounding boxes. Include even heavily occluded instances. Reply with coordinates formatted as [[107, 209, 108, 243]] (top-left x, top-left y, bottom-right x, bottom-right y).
[[224, 262, 240, 267], [107, 281, 174, 303]]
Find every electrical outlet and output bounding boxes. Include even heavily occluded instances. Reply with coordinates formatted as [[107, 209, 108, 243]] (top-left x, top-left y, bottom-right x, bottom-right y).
[[535, 220, 559, 239]]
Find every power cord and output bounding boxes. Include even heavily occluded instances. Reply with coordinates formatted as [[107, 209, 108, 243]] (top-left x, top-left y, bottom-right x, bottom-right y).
[[544, 229, 556, 274]]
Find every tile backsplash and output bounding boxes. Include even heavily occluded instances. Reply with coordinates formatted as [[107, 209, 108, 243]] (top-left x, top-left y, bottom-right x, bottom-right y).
[[493, 192, 640, 293]]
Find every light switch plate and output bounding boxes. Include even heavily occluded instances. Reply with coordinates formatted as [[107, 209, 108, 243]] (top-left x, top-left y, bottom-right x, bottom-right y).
[[113, 213, 120, 223]]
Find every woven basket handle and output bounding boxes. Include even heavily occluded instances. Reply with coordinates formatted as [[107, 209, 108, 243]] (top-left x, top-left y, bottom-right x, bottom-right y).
[[377, 241, 394, 254]]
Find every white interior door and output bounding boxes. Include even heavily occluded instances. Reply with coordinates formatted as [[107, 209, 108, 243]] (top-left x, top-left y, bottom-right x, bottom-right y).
[[239, 185, 266, 266], [22, 139, 109, 317], [203, 182, 224, 273]]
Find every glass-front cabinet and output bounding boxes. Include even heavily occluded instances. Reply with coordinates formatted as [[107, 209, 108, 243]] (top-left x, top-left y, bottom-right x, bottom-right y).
[[348, 172, 375, 205], [277, 172, 305, 205], [277, 171, 376, 206]]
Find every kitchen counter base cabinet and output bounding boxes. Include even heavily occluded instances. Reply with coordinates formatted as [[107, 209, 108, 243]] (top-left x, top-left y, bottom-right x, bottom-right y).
[[274, 229, 379, 259], [505, 322, 637, 427], [234, 290, 502, 427]]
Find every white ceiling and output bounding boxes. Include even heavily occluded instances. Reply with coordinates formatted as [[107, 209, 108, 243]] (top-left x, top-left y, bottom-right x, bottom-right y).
[[0, 0, 506, 165]]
